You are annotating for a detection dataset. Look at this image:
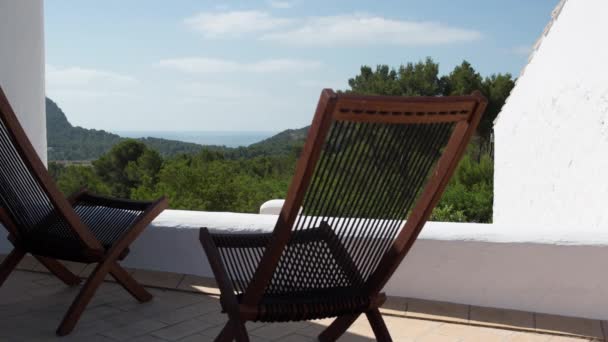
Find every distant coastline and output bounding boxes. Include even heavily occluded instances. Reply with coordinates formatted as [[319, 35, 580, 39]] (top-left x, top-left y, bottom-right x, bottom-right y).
[[113, 131, 277, 147]]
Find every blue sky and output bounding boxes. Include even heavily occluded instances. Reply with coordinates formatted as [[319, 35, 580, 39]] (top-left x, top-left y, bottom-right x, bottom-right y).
[[44, 0, 559, 132]]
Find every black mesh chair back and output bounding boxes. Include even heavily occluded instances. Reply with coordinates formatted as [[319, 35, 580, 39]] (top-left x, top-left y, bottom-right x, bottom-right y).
[[0, 89, 91, 253], [265, 119, 455, 295]]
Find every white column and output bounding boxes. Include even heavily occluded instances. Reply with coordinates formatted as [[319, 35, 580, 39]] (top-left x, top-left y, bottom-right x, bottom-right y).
[[0, 0, 47, 164]]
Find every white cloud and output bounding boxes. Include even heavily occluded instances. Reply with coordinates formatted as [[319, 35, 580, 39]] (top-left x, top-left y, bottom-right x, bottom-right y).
[[268, 1, 292, 9], [158, 57, 321, 73], [260, 14, 482, 46], [176, 82, 270, 104], [247, 59, 321, 72], [184, 10, 292, 37], [46, 65, 137, 89], [185, 10, 481, 46]]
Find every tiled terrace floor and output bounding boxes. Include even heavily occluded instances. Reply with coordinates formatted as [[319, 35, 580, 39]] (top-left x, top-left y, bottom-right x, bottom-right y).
[[0, 258, 605, 341]]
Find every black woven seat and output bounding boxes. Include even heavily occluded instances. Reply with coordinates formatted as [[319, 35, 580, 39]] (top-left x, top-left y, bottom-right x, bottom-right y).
[[0, 86, 168, 335], [199, 89, 487, 342], [23, 194, 147, 262], [237, 290, 374, 322]]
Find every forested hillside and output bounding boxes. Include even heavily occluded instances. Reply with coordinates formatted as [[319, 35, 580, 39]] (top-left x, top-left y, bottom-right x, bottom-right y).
[[46, 98, 307, 161], [46, 98, 206, 160], [49, 58, 512, 222]]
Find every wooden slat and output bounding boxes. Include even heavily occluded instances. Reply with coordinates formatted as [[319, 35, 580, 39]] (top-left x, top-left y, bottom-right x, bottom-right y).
[[334, 111, 470, 124]]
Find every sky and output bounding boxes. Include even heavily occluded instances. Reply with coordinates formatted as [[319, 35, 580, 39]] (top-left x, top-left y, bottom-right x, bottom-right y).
[[44, 0, 560, 132]]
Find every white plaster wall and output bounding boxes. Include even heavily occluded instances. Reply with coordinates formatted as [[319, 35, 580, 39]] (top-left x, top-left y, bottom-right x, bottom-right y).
[[494, 0, 608, 227], [104, 212, 608, 320], [0, 0, 47, 163], [3, 210, 606, 320]]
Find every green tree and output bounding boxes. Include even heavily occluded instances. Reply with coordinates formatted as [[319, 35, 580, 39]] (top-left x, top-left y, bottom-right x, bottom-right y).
[[48, 161, 65, 179], [443, 60, 483, 96], [348, 58, 442, 96], [397, 57, 442, 96], [481, 73, 515, 142], [93, 140, 162, 198], [437, 152, 494, 222], [56, 165, 111, 196]]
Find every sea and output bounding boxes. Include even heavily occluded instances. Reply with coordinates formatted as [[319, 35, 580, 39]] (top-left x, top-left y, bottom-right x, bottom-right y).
[[114, 131, 276, 148]]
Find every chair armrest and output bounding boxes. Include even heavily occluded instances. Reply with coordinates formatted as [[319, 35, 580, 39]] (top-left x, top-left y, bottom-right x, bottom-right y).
[[200, 228, 270, 297]]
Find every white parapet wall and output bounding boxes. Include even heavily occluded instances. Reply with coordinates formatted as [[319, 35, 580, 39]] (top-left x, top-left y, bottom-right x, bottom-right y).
[[3, 210, 606, 320], [0, 0, 47, 163]]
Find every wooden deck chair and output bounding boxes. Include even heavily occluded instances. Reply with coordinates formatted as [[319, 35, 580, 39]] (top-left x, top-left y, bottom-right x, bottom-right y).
[[0, 86, 168, 335], [200, 89, 487, 341]]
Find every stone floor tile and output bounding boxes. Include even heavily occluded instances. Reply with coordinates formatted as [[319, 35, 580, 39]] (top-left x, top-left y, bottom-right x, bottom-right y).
[[102, 307, 161, 327], [150, 317, 215, 341], [198, 310, 230, 327], [131, 269, 184, 289], [130, 335, 169, 342], [547, 336, 593, 341], [198, 324, 227, 338], [415, 332, 459, 341], [7, 269, 50, 283], [293, 319, 333, 338], [406, 298, 469, 323], [78, 304, 124, 324], [380, 296, 407, 317], [250, 321, 311, 340], [152, 300, 220, 325], [0, 271, 599, 342], [276, 334, 316, 342], [16, 255, 41, 271], [434, 322, 514, 341], [197, 321, 266, 339], [56, 260, 89, 275], [469, 305, 535, 331], [535, 313, 603, 339], [382, 315, 444, 339], [60, 319, 127, 341], [74, 334, 118, 342], [505, 332, 553, 341], [100, 318, 167, 341], [177, 274, 220, 295], [345, 315, 375, 337], [176, 333, 213, 342], [79, 264, 136, 282]]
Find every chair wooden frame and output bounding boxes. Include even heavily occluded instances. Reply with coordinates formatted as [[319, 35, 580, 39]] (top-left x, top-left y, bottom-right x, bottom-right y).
[[200, 89, 487, 341], [0, 87, 168, 336]]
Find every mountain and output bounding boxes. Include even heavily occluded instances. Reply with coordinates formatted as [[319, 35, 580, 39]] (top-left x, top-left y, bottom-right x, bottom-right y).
[[46, 97, 309, 161], [242, 127, 309, 157], [46, 98, 204, 160]]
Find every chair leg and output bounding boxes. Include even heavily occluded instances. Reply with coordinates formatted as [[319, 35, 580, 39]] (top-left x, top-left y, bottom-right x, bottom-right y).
[[215, 318, 249, 342], [0, 248, 25, 286], [56, 260, 110, 336], [231, 319, 249, 342], [35, 256, 81, 286], [215, 321, 234, 342], [318, 313, 360, 342], [366, 308, 392, 342], [110, 262, 152, 302]]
